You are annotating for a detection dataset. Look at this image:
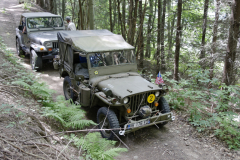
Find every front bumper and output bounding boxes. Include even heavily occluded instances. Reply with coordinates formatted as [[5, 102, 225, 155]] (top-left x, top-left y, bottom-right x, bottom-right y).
[[42, 49, 59, 60], [120, 112, 174, 134]]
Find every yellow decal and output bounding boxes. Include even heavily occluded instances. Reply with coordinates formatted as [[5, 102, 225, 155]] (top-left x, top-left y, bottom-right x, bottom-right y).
[[94, 71, 98, 75], [147, 94, 155, 103]]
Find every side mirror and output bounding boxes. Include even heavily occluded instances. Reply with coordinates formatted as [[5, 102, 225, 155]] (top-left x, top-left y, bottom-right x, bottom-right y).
[[18, 25, 23, 30], [75, 75, 84, 81]]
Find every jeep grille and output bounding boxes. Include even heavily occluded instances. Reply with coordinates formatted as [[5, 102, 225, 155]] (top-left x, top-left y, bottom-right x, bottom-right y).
[[129, 91, 157, 113], [53, 42, 58, 48]]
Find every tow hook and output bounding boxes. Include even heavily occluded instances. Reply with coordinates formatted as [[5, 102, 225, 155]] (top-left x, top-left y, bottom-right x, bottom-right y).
[[119, 130, 125, 136], [171, 112, 175, 121]]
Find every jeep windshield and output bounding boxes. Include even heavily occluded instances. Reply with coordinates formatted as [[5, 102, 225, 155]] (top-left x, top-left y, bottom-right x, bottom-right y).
[[27, 17, 63, 29], [89, 50, 135, 68]]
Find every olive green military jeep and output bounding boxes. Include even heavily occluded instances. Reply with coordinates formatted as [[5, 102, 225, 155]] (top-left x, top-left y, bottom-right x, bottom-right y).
[[54, 30, 174, 140]]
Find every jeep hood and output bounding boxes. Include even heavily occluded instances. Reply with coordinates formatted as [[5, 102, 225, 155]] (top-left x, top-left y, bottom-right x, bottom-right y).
[[29, 30, 60, 44], [91, 73, 160, 98]]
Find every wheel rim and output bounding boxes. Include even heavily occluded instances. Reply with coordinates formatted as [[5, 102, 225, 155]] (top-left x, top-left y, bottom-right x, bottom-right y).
[[64, 83, 71, 100], [99, 114, 111, 137], [16, 39, 20, 56]]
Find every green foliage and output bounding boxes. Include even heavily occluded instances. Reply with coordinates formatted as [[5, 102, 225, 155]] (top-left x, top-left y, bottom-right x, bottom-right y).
[[11, 80, 55, 100], [0, 36, 127, 159], [163, 67, 240, 149], [22, 0, 31, 10], [214, 112, 240, 149], [1, 8, 6, 14], [43, 96, 96, 129], [66, 132, 127, 160], [0, 104, 26, 115], [0, 104, 26, 128]]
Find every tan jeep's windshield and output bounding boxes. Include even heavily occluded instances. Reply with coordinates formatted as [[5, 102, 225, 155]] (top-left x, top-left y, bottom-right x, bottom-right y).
[[27, 17, 63, 29], [89, 50, 135, 68]]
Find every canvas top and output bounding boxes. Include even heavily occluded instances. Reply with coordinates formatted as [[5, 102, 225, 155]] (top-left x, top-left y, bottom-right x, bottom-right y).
[[57, 30, 134, 53]]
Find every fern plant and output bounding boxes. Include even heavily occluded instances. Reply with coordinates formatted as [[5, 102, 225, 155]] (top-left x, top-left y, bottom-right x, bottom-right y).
[[66, 132, 127, 160], [11, 80, 55, 100], [42, 96, 96, 129]]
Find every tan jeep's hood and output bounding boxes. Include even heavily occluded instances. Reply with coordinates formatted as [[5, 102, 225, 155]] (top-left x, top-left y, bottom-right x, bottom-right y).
[[91, 73, 159, 98]]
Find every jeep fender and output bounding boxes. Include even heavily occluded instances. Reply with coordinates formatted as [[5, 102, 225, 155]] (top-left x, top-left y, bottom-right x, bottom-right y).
[[94, 92, 122, 107], [30, 43, 47, 52]]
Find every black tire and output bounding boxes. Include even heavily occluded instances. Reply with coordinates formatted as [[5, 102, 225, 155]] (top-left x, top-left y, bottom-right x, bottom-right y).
[[97, 107, 120, 140], [158, 97, 170, 126], [63, 76, 74, 101], [16, 38, 24, 57], [30, 50, 42, 71]]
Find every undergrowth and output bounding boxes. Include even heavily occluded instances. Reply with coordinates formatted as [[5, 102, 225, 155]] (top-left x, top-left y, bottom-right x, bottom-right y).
[[42, 96, 97, 129], [163, 66, 240, 149], [0, 36, 128, 159], [66, 133, 127, 160]]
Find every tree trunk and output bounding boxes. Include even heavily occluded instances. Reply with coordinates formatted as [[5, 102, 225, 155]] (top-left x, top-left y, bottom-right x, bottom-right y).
[[138, 1, 144, 70], [109, 0, 113, 32], [127, 0, 138, 46], [36, 0, 39, 5], [173, 0, 182, 81], [209, 0, 220, 84], [160, 0, 167, 71], [167, 11, 176, 60], [167, 0, 172, 60], [132, 0, 138, 46], [127, 0, 133, 43], [58, 0, 61, 16], [62, 0, 65, 19], [44, 0, 48, 9], [48, 0, 53, 13], [199, 0, 209, 66], [39, 0, 44, 8], [117, 0, 123, 36], [156, 0, 162, 74], [53, 0, 57, 14], [89, 0, 94, 29], [122, 0, 126, 40], [113, 0, 117, 32], [69, 0, 76, 24], [85, 1, 89, 29], [78, 0, 84, 30], [145, 0, 153, 58], [222, 0, 240, 85], [150, 1, 157, 59]]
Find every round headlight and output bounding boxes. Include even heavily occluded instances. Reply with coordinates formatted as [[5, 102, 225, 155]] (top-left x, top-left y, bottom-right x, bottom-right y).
[[123, 97, 129, 104], [155, 91, 160, 97]]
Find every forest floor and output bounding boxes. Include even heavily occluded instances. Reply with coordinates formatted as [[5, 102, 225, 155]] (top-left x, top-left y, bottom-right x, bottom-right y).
[[0, 0, 240, 159]]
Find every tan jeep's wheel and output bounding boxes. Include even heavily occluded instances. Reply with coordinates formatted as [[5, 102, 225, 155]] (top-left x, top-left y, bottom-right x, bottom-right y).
[[97, 107, 120, 140]]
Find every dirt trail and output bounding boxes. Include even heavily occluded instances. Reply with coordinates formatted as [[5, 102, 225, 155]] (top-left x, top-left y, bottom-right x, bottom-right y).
[[0, 1, 239, 159]]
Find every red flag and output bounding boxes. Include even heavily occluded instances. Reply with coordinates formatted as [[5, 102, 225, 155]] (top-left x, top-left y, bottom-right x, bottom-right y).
[[155, 71, 164, 84]]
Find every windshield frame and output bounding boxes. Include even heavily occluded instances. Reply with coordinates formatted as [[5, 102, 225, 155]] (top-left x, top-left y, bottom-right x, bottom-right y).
[[88, 50, 136, 69], [26, 16, 64, 31]]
